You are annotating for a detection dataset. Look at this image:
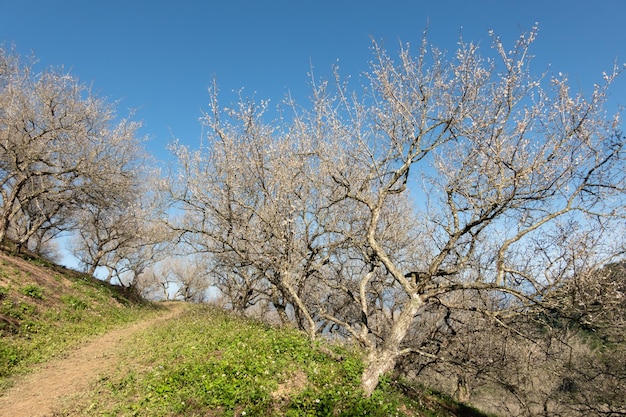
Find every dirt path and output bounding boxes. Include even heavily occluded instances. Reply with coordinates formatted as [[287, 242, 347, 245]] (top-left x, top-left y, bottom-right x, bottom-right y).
[[0, 302, 185, 417]]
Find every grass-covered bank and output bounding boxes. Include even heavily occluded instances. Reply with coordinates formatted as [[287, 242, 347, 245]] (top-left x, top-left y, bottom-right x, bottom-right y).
[[59, 305, 406, 416], [0, 250, 493, 416], [58, 304, 491, 417], [0, 251, 162, 390]]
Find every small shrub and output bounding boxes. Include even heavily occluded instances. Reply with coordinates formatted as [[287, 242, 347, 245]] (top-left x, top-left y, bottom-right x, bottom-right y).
[[20, 284, 44, 300], [2, 300, 35, 320], [61, 295, 89, 310], [0, 343, 21, 378]]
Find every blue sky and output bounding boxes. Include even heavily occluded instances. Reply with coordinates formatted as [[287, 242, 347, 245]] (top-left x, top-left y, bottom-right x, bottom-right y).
[[1, 0, 625, 162]]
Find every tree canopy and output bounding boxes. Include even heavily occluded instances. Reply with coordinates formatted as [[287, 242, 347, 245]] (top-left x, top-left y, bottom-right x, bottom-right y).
[[0, 47, 164, 284], [168, 27, 625, 399]]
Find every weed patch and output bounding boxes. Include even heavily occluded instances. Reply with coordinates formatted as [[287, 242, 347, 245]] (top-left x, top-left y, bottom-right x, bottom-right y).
[[20, 284, 44, 300], [61, 294, 89, 310]]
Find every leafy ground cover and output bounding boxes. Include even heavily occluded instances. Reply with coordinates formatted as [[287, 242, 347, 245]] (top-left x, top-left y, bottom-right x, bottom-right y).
[[0, 251, 161, 390], [58, 304, 491, 416], [0, 249, 492, 416]]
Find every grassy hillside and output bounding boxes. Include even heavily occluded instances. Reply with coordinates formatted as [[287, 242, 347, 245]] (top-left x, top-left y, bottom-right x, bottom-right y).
[[0, 250, 162, 389], [58, 303, 493, 417], [0, 250, 492, 416]]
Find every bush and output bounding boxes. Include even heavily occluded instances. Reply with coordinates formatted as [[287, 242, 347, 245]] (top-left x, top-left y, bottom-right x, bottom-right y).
[[20, 284, 44, 300]]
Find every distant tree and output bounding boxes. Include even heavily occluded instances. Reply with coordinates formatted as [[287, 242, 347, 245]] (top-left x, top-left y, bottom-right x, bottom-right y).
[[136, 255, 213, 302], [166, 256, 213, 302], [211, 257, 270, 313], [134, 265, 172, 301], [168, 26, 625, 397], [0, 46, 146, 254], [71, 182, 169, 287]]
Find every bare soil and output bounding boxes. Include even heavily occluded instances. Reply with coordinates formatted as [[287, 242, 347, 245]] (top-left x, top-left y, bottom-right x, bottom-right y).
[[0, 302, 184, 417]]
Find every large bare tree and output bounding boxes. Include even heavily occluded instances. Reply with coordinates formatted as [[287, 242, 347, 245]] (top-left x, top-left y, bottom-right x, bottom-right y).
[[169, 27, 625, 397], [0, 47, 146, 253], [168, 87, 343, 336], [71, 175, 170, 287], [310, 28, 624, 396]]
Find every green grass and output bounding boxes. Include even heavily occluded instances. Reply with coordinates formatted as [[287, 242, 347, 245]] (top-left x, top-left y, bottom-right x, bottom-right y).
[[19, 283, 45, 299], [60, 305, 428, 417], [1, 250, 495, 416], [0, 254, 162, 390]]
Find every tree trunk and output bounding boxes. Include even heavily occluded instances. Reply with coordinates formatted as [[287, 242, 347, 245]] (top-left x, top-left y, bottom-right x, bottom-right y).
[[361, 349, 398, 397], [270, 290, 290, 325], [274, 303, 290, 325], [283, 273, 317, 339], [0, 175, 28, 249], [0, 197, 14, 248], [455, 374, 471, 402], [361, 293, 423, 397]]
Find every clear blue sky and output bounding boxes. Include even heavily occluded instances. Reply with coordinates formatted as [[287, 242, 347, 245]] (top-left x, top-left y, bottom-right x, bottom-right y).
[[1, 0, 625, 162]]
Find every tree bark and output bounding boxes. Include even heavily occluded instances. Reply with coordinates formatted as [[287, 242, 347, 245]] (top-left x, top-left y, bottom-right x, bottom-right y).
[[361, 349, 398, 397], [361, 293, 423, 396], [0, 175, 27, 248]]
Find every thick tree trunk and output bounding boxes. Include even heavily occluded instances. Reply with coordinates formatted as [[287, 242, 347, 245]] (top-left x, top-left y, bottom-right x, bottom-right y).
[[360, 293, 423, 397], [0, 197, 15, 248], [361, 349, 398, 396], [0, 175, 28, 249]]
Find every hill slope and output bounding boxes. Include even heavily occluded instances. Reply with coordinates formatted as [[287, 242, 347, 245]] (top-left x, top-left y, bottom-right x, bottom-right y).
[[0, 302, 184, 416], [0, 250, 163, 387], [0, 251, 492, 416], [55, 304, 492, 417]]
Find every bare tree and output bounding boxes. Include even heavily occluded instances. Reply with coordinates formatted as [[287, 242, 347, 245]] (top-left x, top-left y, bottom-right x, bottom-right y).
[[168, 89, 339, 337], [134, 265, 172, 301], [135, 255, 215, 302], [168, 26, 625, 397], [0, 46, 145, 252], [166, 256, 213, 302], [71, 181, 169, 287], [307, 27, 624, 396]]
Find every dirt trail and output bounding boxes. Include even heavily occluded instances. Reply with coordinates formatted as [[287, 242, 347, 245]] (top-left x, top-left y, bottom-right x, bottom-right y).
[[0, 302, 185, 417]]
